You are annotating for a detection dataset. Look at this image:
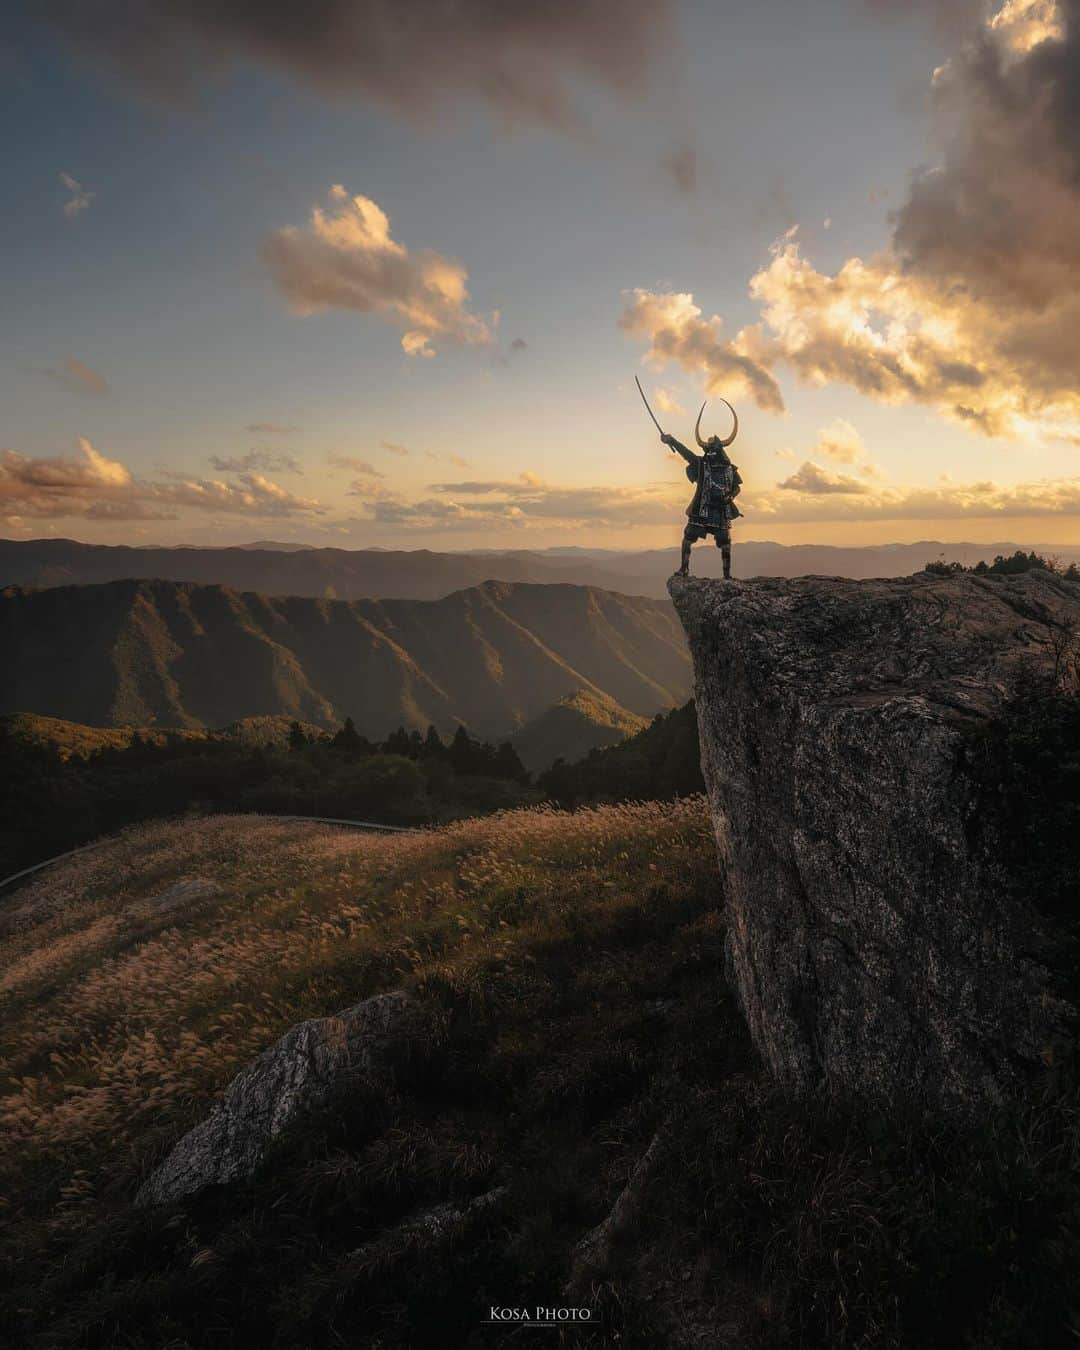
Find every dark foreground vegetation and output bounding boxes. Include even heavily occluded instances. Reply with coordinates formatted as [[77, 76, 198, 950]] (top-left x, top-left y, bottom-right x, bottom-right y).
[[1, 796, 1078, 1348]]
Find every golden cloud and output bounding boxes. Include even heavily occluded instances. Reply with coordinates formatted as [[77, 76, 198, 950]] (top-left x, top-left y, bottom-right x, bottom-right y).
[[619, 289, 784, 413], [810, 419, 866, 466], [777, 462, 873, 495], [263, 187, 497, 356], [752, 473, 1080, 522], [0, 439, 324, 522], [624, 1, 1080, 440]]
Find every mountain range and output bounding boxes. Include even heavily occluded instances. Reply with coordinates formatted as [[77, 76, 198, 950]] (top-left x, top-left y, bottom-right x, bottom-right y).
[[0, 578, 689, 743], [4, 537, 1078, 602]]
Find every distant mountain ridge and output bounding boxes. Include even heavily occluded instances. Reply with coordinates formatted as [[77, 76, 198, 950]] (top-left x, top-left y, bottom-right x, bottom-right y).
[[0, 712, 326, 758], [4, 537, 1078, 602], [0, 578, 690, 740]]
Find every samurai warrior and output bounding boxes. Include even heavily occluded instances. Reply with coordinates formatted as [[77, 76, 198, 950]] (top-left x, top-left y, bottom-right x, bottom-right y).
[[660, 399, 742, 578]]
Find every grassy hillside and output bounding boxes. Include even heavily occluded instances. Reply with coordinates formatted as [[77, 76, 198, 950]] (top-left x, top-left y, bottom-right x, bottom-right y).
[[510, 688, 648, 771], [0, 716, 535, 876], [0, 578, 690, 739], [2, 805, 1077, 1347]]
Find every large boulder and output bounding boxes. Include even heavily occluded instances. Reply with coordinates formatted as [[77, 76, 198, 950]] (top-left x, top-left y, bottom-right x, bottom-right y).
[[138, 990, 411, 1206], [670, 569, 1079, 1112]]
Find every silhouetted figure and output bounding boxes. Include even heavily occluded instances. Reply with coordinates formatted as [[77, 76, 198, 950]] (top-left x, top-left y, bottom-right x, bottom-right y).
[[660, 398, 742, 578]]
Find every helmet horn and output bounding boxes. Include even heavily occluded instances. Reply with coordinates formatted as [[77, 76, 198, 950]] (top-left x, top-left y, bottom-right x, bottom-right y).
[[695, 397, 739, 449], [718, 397, 738, 448], [694, 401, 708, 449]]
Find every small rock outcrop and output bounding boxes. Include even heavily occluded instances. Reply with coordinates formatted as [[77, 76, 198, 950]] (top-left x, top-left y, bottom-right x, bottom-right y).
[[566, 1114, 676, 1294], [138, 990, 411, 1206], [670, 569, 1079, 1112]]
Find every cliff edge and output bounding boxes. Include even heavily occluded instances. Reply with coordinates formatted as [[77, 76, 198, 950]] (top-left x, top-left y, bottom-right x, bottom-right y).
[[670, 568, 1080, 1112]]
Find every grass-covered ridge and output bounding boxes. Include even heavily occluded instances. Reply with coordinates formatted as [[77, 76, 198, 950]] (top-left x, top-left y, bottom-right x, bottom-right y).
[[2, 802, 1078, 1348]]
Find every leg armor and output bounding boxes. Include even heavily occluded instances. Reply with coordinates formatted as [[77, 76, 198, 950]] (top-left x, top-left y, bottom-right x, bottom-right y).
[[714, 523, 732, 579], [679, 524, 704, 576]]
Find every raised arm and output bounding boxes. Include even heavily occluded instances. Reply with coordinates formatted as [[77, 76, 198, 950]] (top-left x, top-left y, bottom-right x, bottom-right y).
[[660, 432, 697, 466]]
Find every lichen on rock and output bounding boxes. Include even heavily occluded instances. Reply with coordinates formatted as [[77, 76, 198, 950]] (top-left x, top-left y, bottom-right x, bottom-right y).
[[670, 568, 1079, 1112]]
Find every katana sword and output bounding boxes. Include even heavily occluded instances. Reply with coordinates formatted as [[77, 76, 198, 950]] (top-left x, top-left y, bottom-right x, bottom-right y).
[[634, 376, 670, 442]]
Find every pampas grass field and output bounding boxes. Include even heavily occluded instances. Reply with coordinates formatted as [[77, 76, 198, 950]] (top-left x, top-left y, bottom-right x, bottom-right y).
[[2, 801, 1078, 1349]]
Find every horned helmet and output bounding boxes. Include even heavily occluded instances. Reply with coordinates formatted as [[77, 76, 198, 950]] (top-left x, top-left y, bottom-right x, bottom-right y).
[[695, 398, 738, 463]]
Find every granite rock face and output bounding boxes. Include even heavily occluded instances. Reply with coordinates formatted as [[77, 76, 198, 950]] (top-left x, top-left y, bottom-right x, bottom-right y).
[[138, 990, 411, 1206], [670, 569, 1079, 1112]]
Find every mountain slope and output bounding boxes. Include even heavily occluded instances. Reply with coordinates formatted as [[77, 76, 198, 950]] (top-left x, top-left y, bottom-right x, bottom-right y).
[[509, 688, 648, 771], [0, 578, 690, 739]]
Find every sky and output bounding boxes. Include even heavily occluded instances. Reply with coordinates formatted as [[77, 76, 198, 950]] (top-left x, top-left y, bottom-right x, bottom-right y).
[[3, 0, 1080, 551]]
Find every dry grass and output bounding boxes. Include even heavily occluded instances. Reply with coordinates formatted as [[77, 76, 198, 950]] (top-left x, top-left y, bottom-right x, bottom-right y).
[[0, 801, 712, 1163], [4, 798, 1077, 1349]]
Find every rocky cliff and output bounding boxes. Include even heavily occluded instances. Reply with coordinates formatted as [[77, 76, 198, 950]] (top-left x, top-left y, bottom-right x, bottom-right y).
[[670, 569, 1080, 1112]]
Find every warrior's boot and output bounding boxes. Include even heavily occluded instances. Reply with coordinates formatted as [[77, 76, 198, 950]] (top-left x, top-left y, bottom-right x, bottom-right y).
[[721, 543, 732, 579], [678, 536, 692, 576]]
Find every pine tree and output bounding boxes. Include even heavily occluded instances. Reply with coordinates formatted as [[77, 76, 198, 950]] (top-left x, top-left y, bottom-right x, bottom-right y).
[[449, 724, 475, 774], [331, 717, 364, 754], [494, 740, 528, 784], [383, 726, 414, 758]]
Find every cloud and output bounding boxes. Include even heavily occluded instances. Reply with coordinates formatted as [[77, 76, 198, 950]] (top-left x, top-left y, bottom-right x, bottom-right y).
[[812, 419, 866, 465], [58, 171, 94, 218], [625, 3, 1080, 440], [423, 449, 471, 467], [44, 0, 672, 130], [245, 422, 298, 434], [344, 478, 398, 499], [777, 461, 873, 495], [619, 289, 785, 413], [0, 438, 323, 522], [341, 453, 1080, 531], [381, 441, 410, 456], [210, 449, 303, 475], [263, 187, 497, 356], [662, 143, 698, 195], [773, 423, 887, 493], [343, 472, 688, 531], [47, 356, 108, 395], [864, 0, 999, 43], [750, 472, 1080, 522], [733, 231, 1043, 437], [653, 386, 685, 416], [327, 452, 383, 476]]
